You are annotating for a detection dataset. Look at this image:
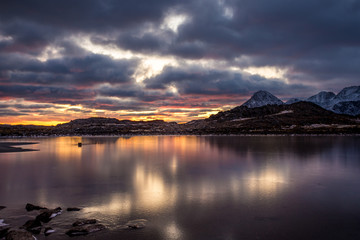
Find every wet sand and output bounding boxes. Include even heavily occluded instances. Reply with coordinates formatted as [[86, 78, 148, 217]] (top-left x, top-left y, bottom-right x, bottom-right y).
[[0, 142, 38, 153]]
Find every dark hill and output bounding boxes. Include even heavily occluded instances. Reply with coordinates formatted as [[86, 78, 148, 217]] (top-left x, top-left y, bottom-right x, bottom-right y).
[[184, 102, 360, 134], [54, 118, 181, 135]]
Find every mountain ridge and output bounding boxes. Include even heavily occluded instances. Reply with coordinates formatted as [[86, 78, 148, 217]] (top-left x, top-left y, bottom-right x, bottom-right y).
[[1, 86, 360, 136], [245, 86, 360, 116]]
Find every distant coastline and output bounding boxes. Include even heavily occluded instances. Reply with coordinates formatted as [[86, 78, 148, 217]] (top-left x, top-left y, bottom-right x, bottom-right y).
[[1, 100, 359, 137]]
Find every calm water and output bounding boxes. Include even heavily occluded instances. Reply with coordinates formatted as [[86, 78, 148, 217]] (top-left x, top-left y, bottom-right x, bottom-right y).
[[0, 136, 360, 240]]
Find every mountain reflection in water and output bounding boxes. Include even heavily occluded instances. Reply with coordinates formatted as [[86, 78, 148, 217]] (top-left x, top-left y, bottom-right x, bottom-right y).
[[0, 136, 359, 240]]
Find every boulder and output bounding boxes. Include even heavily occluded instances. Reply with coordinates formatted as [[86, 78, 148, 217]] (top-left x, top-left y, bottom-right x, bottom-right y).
[[25, 203, 47, 211], [5, 230, 35, 240], [22, 219, 42, 234], [0, 227, 10, 239], [36, 207, 62, 223]]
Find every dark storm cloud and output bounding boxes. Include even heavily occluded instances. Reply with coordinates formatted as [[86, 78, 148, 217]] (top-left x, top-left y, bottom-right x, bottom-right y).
[[115, 32, 168, 54], [0, 109, 28, 116], [102, 0, 360, 85], [85, 98, 155, 112], [174, 0, 360, 83], [145, 66, 310, 96], [0, 53, 138, 86], [96, 84, 178, 102], [0, 85, 95, 103], [0, 0, 179, 32], [0, 103, 58, 109], [67, 108, 92, 113], [0, 20, 58, 55]]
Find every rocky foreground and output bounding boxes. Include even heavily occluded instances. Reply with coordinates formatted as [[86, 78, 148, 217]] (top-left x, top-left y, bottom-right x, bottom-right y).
[[0, 101, 359, 136], [0, 204, 146, 239]]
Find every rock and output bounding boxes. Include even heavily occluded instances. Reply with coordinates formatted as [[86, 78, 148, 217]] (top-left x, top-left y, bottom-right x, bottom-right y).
[[0, 206, 6, 211], [67, 207, 81, 211], [125, 219, 147, 229], [66, 224, 105, 236], [25, 203, 47, 211], [22, 219, 42, 234], [5, 230, 35, 240], [44, 227, 55, 236], [85, 224, 105, 233], [72, 219, 96, 227], [0, 227, 10, 239], [36, 207, 62, 223], [0, 219, 9, 227], [65, 228, 87, 236]]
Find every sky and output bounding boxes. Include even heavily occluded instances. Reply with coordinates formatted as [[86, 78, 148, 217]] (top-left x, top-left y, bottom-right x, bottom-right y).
[[0, 0, 360, 125]]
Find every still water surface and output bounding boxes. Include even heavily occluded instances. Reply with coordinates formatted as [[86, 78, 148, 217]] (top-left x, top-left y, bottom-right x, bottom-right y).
[[0, 136, 360, 239]]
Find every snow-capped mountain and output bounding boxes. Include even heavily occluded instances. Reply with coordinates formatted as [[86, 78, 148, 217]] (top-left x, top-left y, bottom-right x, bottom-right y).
[[306, 86, 360, 116], [242, 90, 283, 108], [307, 91, 336, 109], [241, 86, 360, 116]]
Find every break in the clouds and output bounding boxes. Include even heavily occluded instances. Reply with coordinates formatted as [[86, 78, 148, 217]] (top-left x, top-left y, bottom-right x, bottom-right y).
[[0, 0, 359, 124]]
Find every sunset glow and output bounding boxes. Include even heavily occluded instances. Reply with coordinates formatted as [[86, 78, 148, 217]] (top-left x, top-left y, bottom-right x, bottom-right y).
[[1, 0, 359, 125]]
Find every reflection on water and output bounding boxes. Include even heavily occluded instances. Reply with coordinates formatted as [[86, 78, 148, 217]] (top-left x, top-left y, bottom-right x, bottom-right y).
[[0, 136, 360, 240]]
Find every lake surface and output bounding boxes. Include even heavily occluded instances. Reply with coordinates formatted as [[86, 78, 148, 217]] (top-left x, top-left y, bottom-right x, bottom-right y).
[[0, 136, 360, 240]]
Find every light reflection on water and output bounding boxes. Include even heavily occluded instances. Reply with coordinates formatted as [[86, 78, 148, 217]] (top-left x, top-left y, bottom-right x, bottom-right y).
[[0, 136, 360, 240]]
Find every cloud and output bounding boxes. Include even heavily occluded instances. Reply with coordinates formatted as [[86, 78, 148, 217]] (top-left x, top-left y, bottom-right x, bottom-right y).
[[0, 109, 28, 116], [0, 53, 138, 87], [102, 0, 360, 85], [0, 85, 95, 103], [0, 0, 186, 41], [145, 66, 310, 96]]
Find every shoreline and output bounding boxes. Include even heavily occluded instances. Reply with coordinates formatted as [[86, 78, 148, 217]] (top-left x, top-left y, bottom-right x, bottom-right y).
[[0, 142, 39, 153], [1, 133, 360, 139]]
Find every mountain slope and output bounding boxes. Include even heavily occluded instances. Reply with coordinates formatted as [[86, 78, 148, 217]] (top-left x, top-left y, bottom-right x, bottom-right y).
[[184, 102, 360, 134], [333, 86, 360, 102], [332, 101, 360, 116], [307, 91, 335, 109]]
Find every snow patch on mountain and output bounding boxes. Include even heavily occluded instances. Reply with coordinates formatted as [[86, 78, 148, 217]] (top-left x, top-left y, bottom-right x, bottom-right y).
[[242, 90, 284, 108]]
